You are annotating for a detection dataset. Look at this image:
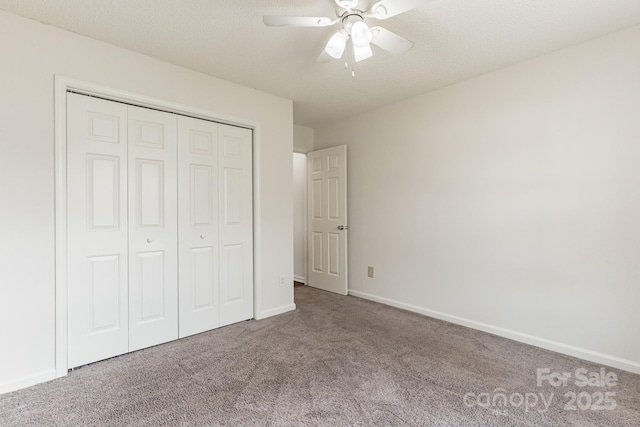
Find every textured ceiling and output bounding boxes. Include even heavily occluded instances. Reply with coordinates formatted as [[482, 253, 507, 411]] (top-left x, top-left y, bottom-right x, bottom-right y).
[[1, 0, 640, 126]]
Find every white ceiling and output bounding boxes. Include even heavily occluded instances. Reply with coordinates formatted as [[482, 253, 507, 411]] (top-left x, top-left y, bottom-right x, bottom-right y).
[[1, 0, 640, 127]]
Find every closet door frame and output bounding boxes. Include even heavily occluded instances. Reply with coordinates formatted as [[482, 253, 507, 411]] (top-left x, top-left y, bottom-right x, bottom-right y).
[[54, 76, 260, 378]]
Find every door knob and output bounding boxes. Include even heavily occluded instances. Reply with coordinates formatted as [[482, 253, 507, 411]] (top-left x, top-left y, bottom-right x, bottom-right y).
[[146, 238, 153, 243], [338, 225, 349, 230], [200, 234, 206, 239]]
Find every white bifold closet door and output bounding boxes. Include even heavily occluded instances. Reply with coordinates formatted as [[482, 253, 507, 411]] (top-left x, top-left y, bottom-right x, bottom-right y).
[[177, 117, 253, 337], [67, 92, 253, 368], [177, 116, 220, 338], [127, 106, 178, 351], [67, 94, 129, 368], [217, 124, 254, 327]]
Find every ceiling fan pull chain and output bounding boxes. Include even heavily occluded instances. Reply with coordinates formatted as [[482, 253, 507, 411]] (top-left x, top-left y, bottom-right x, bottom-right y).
[[351, 48, 356, 77], [351, 40, 357, 77]]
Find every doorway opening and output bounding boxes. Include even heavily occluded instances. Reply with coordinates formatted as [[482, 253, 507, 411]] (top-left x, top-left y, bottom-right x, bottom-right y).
[[293, 152, 307, 287]]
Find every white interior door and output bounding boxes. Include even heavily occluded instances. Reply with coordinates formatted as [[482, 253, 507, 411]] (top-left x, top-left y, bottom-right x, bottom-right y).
[[177, 116, 220, 338], [127, 105, 178, 351], [218, 124, 254, 326], [67, 93, 129, 368], [307, 145, 348, 295]]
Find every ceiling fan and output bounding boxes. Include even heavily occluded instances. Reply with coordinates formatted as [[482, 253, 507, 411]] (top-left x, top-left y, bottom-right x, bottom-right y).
[[264, 0, 425, 73]]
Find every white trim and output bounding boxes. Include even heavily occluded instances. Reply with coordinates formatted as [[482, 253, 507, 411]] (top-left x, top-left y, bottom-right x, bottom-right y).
[[54, 77, 69, 379], [252, 126, 262, 321], [349, 290, 640, 375], [0, 369, 56, 394], [54, 76, 262, 378], [256, 303, 296, 320], [302, 153, 308, 286], [293, 275, 306, 284]]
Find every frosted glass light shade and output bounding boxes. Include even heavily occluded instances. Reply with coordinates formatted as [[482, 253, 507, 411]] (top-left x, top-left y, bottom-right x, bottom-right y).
[[351, 20, 373, 48], [325, 30, 347, 59], [353, 44, 373, 62]]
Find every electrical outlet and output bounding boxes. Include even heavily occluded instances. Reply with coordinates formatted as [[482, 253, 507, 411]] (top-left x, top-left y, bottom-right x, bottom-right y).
[[367, 267, 374, 278], [279, 275, 286, 287]]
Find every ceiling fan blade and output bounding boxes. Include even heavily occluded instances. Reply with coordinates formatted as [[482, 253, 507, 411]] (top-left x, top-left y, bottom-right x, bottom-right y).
[[369, 0, 426, 20], [371, 26, 414, 55], [353, 44, 373, 62], [263, 15, 336, 27]]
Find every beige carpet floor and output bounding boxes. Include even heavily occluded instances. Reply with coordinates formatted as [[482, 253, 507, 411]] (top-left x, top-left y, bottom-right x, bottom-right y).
[[1, 286, 639, 426]]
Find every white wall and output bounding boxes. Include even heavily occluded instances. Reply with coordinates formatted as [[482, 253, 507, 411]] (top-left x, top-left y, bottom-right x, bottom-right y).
[[293, 124, 314, 153], [293, 125, 313, 282], [0, 11, 294, 393], [315, 25, 640, 373], [293, 153, 307, 283]]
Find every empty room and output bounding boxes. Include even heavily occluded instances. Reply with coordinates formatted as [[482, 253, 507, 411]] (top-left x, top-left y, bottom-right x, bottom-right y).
[[1, 0, 639, 425]]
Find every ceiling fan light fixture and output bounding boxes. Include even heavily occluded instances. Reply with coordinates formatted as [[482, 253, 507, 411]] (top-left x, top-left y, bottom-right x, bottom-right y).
[[350, 20, 373, 48], [335, 0, 358, 9], [353, 44, 373, 62], [263, 0, 419, 71], [325, 30, 347, 59]]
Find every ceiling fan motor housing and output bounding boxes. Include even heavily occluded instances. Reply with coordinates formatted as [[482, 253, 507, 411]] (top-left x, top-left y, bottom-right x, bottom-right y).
[[335, 0, 359, 9], [342, 13, 365, 34]]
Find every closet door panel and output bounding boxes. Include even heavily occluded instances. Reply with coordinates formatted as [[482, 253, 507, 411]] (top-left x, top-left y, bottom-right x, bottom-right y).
[[177, 116, 220, 338], [68, 93, 255, 367], [67, 93, 129, 368], [219, 124, 253, 327], [128, 106, 178, 351]]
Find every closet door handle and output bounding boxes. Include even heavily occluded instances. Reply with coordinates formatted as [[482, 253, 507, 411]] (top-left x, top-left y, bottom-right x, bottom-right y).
[[200, 234, 206, 239], [146, 238, 153, 243]]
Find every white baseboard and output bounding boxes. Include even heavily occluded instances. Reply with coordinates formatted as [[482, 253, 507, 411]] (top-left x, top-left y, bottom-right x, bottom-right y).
[[348, 290, 640, 375], [0, 369, 57, 395], [293, 275, 306, 284], [257, 303, 296, 320]]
